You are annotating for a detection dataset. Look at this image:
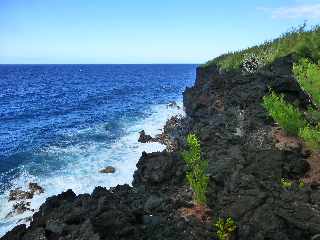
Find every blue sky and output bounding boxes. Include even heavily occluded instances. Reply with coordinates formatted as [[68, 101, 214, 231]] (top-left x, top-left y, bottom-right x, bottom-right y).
[[1, 0, 320, 64]]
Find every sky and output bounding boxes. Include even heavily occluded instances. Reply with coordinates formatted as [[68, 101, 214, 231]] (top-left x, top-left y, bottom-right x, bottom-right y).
[[1, 0, 320, 64]]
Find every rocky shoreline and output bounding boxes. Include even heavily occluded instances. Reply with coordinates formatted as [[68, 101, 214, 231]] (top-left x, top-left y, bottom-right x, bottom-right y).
[[3, 55, 320, 240]]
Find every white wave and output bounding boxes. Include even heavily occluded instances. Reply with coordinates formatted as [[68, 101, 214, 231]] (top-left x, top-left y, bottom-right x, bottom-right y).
[[0, 101, 184, 237]]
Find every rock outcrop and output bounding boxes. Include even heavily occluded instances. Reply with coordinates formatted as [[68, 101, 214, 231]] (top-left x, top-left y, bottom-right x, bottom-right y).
[[3, 55, 320, 240], [6, 183, 45, 218], [138, 130, 153, 143], [28, 183, 44, 195], [183, 55, 320, 239]]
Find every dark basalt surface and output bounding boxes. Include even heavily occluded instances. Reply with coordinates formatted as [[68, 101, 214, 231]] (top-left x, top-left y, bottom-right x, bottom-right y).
[[3, 55, 320, 240], [184, 55, 320, 240]]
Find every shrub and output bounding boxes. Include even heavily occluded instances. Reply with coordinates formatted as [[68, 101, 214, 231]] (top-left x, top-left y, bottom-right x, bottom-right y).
[[214, 217, 236, 240], [293, 58, 320, 107], [262, 91, 306, 136], [299, 125, 320, 151], [281, 178, 293, 189], [182, 133, 208, 205], [242, 53, 262, 74], [299, 180, 305, 188]]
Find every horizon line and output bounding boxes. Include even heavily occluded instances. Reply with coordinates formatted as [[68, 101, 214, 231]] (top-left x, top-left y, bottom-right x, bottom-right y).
[[0, 63, 201, 65]]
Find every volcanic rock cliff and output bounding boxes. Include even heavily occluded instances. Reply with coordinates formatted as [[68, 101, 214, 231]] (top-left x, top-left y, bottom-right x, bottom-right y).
[[3, 55, 320, 240]]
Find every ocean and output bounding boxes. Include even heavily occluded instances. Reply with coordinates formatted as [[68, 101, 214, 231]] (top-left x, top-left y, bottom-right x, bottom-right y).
[[0, 64, 196, 236]]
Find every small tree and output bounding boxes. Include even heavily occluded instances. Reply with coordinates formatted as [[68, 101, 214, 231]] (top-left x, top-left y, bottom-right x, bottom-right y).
[[182, 134, 208, 205]]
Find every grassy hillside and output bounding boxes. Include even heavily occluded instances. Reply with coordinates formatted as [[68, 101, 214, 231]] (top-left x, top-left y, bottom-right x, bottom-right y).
[[202, 23, 320, 154], [202, 24, 320, 71]]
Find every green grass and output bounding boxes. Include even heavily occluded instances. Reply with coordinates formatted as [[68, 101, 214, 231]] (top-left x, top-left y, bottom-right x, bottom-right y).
[[293, 58, 320, 107], [299, 125, 320, 151], [292, 58, 320, 151], [262, 91, 306, 136], [263, 85, 320, 153], [182, 134, 208, 205], [202, 24, 320, 71]]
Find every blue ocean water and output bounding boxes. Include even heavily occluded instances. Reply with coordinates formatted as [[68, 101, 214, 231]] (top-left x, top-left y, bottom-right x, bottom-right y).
[[0, 64, 196, 235]]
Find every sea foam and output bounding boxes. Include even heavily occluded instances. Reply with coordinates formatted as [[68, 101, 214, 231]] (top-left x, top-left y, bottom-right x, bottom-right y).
[[0, 101, 184, 237]]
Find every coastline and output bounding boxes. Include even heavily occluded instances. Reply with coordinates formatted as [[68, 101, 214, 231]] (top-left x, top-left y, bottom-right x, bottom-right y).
[[0, 101, 184, 237], [3, 55, 320, 240]]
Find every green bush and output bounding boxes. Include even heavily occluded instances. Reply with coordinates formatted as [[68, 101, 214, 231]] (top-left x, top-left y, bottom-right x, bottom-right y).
[[262, 91, 306, 136], [293, 58, 320, 107], [281, 178, 293, 189], [214, 217, 236, 240], [182, 134, 208, 205], [299, 125, 320, 151]]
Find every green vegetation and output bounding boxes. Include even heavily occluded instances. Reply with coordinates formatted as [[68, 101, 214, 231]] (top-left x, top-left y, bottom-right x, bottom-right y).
[[280, 178, 307, 189], [305, 108, 320, 125], [281, 178, 293, 189], [214, 217, 236, 240], [299, 180, 305, 188], [292, 58, 320, 151], [202, 23, 320, 151], [263, 90, 320, 152], [202, 24, 320, 72], [299, 125, 320, 151], [262, 91, 306, 136], [293, 58, 320, 107], [182, 133, 208, 205]]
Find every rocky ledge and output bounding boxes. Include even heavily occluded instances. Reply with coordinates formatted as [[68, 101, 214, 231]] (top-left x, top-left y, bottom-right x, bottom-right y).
[[3, 55, 320, 240]]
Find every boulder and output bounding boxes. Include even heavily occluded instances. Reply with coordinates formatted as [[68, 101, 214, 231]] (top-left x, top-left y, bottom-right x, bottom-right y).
[[99, 166, 116, 174], [138, 130, 153, 143]]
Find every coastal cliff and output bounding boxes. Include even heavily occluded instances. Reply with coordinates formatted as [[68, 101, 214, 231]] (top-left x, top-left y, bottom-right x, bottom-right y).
[[183, 55, 319, 239], [3, 43, 320, 240]]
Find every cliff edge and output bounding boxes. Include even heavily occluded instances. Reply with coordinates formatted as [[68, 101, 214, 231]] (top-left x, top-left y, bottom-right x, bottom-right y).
[[3, 27, 320, 240]]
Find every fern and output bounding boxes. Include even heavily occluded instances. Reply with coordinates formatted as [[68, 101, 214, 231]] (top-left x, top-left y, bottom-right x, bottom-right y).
[[182, 134, 208, 205]]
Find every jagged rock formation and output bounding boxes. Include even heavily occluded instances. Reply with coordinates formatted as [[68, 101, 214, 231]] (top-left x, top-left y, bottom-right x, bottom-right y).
[[3, 55, 320, 240], [183, 55, 320, 239], [138, 130, 153, 143]]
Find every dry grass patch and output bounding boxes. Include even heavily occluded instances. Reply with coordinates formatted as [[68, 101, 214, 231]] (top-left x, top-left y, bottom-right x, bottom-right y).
[[272, 127, 302, 152], [178, 204, 212, 224]]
